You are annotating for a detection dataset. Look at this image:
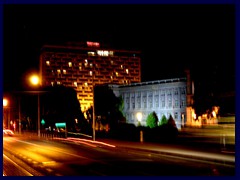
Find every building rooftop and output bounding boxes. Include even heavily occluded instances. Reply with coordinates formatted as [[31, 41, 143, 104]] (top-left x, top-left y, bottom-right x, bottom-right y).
[[106, 77, 187, 90]]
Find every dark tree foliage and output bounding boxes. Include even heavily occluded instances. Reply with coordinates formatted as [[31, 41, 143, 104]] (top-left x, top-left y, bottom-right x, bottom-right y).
[[94, 85, 126, 129], [41, 85, 84, 131], [144, 114, 178, 143], [167, 114, 177, 128]]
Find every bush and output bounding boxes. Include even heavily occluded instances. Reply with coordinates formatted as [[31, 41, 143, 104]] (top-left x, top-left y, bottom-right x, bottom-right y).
[[146, 111, 159, 128], [144, 115, 178, 143], [109, 123, 138, 141], [159, 114, 168, 126]]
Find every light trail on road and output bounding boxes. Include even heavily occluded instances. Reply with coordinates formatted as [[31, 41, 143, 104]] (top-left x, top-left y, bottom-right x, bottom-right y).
[[60, 137, 116, 147]]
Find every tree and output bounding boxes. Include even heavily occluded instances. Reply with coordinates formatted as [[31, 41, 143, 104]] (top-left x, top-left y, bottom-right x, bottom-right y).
[[146, 111, 158, 128], [42, 85, 84, 131], [115, 95, 126, 124], [167, 114, 177, 128], [159, 114, 168, 126], [94, 85, 126, 129]]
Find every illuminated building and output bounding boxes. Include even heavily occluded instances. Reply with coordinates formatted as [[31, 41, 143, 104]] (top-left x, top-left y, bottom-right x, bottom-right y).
[[39, 41, 141, 112], [109, 77, 192, 129]]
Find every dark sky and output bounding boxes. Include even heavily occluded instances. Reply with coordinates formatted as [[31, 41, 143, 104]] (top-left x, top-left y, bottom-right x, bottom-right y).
[[3, 4, 235, 94]]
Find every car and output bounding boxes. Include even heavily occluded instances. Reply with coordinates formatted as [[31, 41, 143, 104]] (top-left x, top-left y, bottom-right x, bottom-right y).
[[3, 129, 14, 136]]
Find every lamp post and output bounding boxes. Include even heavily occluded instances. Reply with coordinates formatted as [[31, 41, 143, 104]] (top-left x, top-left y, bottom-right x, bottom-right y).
[[91, 71, 96, 141], [18, 97, 21, 134], [29, 75, 41, 137], [3, 98, 9, 129], [92, 87, 96, 141], [136, 112, 143, 142], [37, 93, 40, 137]]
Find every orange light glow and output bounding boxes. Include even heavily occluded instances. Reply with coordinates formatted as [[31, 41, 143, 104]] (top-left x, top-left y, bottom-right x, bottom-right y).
[[3, 99, 8, 107], [30, 75, 40, 85]]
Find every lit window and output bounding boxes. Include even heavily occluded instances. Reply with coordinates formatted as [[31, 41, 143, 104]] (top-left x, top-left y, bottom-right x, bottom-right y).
[[51, 82, 54, 86], [84, 82, 88, 86], [88, 52, 95, 56], [110, 76, 113, 80], [111, 60, 113, 65], [90, 63, 93, 68], [97, 50, 107, 56], [46, 61, 50, 66], [89, 71, 93, 76], [115, 72, 119, 77], [126, 69, 129, 74], [75, 119, 78, 123], [74, 82, 77, 87], [109, 51, 114, 56], [57, 69, 61, 74], [120, 65, 123, 69], [57, 81, 61, 85], [63, 69, 67, 74], [84, 59, 88, 67], [79, 66, 82, 70], [68, 62, 72, 67]]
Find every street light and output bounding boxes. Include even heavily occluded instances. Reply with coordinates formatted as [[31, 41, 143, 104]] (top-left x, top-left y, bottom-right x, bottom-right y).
[[91, 71, 96, 141], [29, 74, 41, 137], [30, 75, 40, 85], [136, 112, 142, 126], [93, 87, 96, 141], [136, 112, 143, 142], [3, 98, 9, 129], [3, 99, 8, 107]]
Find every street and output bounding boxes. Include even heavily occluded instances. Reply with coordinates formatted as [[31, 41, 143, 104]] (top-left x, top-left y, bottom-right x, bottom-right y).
[[3, 133, 235, 176]]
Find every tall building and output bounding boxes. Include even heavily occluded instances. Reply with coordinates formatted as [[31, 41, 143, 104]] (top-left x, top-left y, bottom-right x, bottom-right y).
[[109, 77, 188, 129], [40, 41, 141, 112]]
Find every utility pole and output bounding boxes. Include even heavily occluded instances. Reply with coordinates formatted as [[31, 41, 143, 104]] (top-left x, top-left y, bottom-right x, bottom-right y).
[[18, 97, 21, 134], [92, 70, 96, 141], [37, 93, 40, 137], [92, 86, 96, 141]]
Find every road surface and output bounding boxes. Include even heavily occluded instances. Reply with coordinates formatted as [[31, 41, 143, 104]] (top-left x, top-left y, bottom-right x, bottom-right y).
[[3, 135, 235, 176]]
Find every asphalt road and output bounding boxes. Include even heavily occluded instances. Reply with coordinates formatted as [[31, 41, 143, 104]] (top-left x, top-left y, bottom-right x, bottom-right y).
[[3, 134, 235, 176]]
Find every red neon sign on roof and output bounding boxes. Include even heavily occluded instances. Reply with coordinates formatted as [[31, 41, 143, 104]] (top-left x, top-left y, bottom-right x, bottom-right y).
[[87, 41, 100, 47]]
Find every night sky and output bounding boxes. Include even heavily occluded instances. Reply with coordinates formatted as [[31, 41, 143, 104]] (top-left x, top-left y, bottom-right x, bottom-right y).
[[3, 4, 235, 97]]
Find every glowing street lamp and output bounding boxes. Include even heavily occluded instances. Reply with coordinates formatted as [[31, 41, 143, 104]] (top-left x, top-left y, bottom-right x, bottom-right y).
[[3, 98, 8, 107], [136, 112, 142, 125], [30, 75, 40, 85]]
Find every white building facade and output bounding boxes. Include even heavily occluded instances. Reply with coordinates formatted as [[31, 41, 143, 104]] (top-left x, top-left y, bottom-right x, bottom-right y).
[[109, 78, 188, 129]]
